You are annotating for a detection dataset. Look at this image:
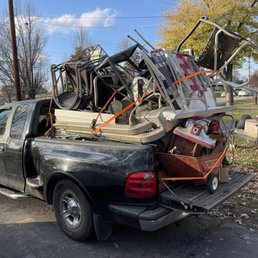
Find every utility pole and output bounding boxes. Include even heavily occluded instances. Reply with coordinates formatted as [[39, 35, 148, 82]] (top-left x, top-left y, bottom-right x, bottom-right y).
[[8, 0, 22, 101], [248, 56, 251, 82]]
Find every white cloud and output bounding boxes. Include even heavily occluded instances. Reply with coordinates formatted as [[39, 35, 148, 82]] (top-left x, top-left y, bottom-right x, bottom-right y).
[[41, 8, 119, 34]]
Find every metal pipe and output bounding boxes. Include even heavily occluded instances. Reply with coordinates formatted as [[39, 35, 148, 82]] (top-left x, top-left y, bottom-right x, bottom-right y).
[[177, 16, 243, 53], [134, 29, 155, 50], [127, 35, 149, 53], [176, 16, 208, 52], [214, 29, 222, 71], [199, 18, 243, 41], [219, 41, 251, 71]]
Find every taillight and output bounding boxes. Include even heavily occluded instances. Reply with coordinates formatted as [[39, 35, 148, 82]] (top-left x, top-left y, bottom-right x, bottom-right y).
[[124, 171, 157, 198]]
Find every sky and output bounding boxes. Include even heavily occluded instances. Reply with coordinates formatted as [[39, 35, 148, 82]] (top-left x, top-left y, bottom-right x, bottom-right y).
[[0, 0, 255, 81], [1, 0, 172, 65]]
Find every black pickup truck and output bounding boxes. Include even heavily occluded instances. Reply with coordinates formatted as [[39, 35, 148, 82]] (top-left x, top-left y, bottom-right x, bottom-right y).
[[0, 99, 254, 241]]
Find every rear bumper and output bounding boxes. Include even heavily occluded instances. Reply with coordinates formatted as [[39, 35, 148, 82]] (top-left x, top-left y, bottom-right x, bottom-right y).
[[139, 209, 189, 231], [109, 204, 189, 231], [109, 172, 254, 231]]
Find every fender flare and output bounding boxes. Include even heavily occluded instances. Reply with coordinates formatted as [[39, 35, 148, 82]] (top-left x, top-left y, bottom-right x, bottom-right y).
[[45, 171, 98, 213]]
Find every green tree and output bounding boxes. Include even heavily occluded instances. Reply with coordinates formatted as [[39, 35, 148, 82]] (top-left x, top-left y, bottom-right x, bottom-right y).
[[160, 0, 258, 105]]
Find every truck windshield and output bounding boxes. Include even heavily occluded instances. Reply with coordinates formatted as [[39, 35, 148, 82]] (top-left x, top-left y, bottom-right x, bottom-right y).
[[0, 109, 11, 135]]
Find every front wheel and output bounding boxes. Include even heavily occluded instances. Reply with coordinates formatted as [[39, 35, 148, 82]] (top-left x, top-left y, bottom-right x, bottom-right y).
[[53, 179, 93, 241]]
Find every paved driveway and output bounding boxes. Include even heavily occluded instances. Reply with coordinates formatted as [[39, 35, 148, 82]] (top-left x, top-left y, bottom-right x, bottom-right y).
[[0, 195, 258, 258]]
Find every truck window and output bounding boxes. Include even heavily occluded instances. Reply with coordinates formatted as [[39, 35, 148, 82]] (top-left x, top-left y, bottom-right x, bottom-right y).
[[0, 109, 11, 135], [35, 104, 51, 135], [10, 104, 29, 139]]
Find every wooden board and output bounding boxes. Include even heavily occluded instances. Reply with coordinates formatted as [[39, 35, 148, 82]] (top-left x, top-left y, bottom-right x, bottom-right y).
[[55, 109, 115, 125]]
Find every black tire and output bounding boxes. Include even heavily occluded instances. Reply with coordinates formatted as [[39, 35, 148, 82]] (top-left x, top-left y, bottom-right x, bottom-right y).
[[207, 173, 219, 194], [53, 179, 93, 241], [237, 114, 252, 129]]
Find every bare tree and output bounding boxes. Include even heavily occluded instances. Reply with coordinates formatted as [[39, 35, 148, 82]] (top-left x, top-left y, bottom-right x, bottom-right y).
[[70, 28, 92, 61], [0, 1, 48, 100], [117, 37, 141, 65], [117, 38, 131, 52], [0, 84, 13, 103], [73, 28, 92, 50]]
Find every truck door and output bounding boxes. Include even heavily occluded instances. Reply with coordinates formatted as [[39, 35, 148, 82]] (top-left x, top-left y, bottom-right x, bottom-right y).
[[0, 107, 12, 185], [5, 104, 29, 192]]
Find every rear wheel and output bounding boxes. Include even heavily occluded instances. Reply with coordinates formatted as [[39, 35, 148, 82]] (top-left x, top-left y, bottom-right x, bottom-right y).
[[207, 173, 219, 194], [237, 114, 252, 129], [53, 179, 93, 241]]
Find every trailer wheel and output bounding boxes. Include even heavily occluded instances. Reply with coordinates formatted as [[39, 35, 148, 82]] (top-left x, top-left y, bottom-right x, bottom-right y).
[[237, 114, 252, 129], [53, 179, 93, 241], [207, 173, 219, 194]]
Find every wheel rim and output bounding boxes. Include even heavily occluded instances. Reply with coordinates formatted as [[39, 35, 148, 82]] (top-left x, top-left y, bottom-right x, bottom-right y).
[[212, 176, 219, 191], [60, 192, 82, 229]]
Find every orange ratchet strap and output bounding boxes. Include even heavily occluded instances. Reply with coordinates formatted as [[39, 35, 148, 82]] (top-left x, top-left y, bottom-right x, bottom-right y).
[[172, 70, 220, 86], [91, 70, 220, 135], [91, 93, 148, 135]]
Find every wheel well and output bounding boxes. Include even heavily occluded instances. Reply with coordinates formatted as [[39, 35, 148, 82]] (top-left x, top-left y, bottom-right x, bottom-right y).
[[46, 173, 95, 211], [46, 175, 63, 204]]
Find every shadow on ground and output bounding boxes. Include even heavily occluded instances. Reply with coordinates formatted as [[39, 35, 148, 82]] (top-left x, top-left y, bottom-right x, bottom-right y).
[[0, 215, 258, 258]]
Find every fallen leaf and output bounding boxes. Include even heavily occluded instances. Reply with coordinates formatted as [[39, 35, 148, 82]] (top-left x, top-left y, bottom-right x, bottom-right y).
[[113, 242, 119, 249], [235, 219, 242, 225], [240, 234, 250, 240], [240, 213, 250, 219]]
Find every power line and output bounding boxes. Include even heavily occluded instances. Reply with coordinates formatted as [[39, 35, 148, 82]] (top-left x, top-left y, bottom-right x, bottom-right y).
[[36, 10, 258, 20], [38, 15, 166, 19], [36, 10, 258, 30], [37, 20, 160, 29]]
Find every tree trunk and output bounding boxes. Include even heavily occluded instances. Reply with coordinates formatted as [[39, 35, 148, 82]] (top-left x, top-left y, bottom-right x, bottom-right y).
[[3, 86, 12, 103], [223, 63, 234, 106]]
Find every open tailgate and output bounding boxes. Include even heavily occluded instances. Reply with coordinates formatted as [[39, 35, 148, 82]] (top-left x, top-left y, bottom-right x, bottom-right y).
[[160, 172, 255, 214]]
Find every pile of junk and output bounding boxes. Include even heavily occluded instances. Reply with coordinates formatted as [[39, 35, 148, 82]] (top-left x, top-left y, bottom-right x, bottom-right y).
[[48, 17, 258, 193]]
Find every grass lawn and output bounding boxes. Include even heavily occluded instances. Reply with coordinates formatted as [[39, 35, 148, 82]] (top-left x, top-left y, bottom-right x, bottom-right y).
[[212, 98, 258, 229], [213, 91, 223, 98], [222, 97, 258, 166], [228, 98, 258, 121], [227, 136, 258, 166]]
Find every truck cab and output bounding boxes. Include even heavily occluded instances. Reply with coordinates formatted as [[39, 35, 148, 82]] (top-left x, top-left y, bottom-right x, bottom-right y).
[[0, 99, 50, 193]]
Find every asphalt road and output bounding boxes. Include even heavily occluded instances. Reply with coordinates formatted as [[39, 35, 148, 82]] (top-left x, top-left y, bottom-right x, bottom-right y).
[[0, 195, 258, 258]]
